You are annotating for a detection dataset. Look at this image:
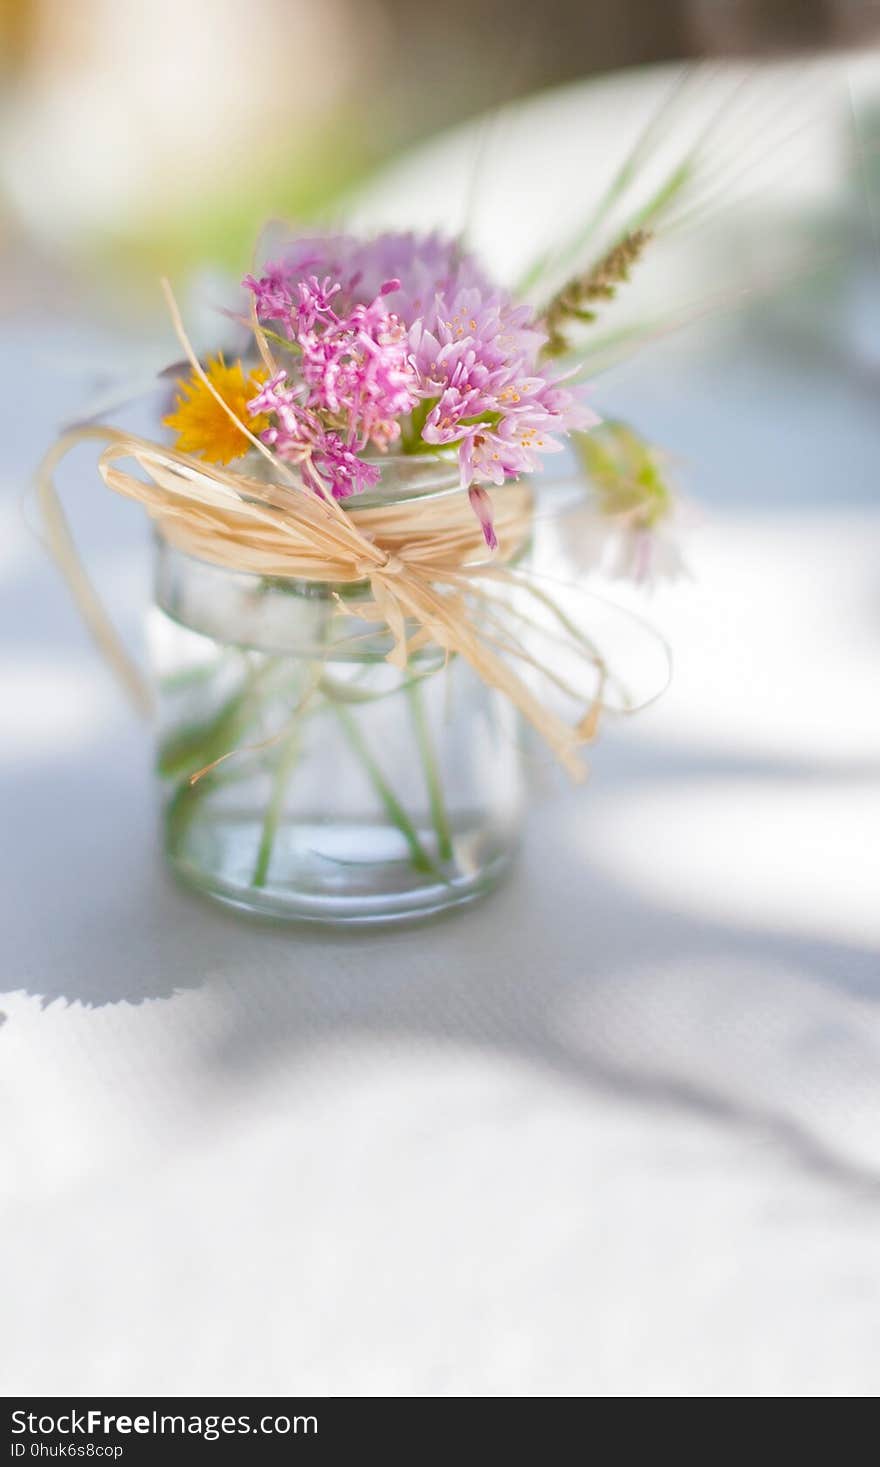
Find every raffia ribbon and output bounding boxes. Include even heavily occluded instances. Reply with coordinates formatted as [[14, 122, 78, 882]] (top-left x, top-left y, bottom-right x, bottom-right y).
[[37, 419, 613, 779]]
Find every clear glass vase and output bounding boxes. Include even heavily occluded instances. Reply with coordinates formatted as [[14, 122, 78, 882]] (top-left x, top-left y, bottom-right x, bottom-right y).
[[149, 467, 526, 924]]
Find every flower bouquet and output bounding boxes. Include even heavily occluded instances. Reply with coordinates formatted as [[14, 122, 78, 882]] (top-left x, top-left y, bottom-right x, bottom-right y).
[[41, 218, 678, 924]]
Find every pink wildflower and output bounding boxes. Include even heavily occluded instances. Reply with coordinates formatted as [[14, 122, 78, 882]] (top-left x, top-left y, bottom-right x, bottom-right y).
[[468, 485, 498, 551], [241, 265, 295, 330], [412, 287, 597, 501], [242, 231, 598, 528], [294, 275, 341, 333], [246, 370, 381, 499], [307, 434, 381, 499]]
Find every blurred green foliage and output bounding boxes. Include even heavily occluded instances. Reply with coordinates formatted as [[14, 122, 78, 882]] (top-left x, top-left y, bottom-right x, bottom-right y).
[[92, 112, 385, 285]]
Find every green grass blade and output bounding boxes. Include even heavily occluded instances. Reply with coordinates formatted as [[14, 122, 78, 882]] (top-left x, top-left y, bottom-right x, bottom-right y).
[[251, 726, 302, 888], [406, 679, 453, 862], [332, 703, 436, 875]]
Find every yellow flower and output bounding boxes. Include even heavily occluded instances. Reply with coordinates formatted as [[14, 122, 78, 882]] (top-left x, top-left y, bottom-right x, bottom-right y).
[[163, 355, 269, 465]]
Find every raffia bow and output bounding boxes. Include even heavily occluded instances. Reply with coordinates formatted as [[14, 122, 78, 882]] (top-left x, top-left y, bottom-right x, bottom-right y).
[[38, 422, 608, 780]]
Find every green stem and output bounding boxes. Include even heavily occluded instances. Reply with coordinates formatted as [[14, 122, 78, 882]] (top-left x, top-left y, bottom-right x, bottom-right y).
[[407, 679, 453, 862], [251, 725, 301, 888], [332, 703, 435, 874]]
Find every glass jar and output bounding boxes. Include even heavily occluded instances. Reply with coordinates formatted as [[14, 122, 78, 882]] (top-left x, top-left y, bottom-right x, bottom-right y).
[[149, 464, 527, 924]]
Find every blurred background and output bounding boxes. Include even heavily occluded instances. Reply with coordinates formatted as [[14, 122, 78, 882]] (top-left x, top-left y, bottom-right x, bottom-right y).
[[2, 0, 880, 1400], [1, 0, 879, 288]]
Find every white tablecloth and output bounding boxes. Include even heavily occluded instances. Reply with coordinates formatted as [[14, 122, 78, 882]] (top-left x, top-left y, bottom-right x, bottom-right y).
[[2, 60, 880, 1397]]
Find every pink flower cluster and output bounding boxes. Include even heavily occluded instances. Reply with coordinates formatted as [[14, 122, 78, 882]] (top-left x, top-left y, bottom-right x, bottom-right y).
[[244, 268, 418, 498], [243, 233, 595, 540], [247, 371, 381, 498]]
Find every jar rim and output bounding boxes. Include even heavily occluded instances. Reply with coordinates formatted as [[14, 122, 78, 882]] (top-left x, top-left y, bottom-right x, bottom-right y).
[[359, 453, 462, 508], [244, 447, 462, 509]]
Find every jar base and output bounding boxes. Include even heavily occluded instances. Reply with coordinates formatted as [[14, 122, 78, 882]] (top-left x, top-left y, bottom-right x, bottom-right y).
[[165, 813, 517, 927]]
